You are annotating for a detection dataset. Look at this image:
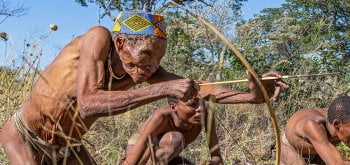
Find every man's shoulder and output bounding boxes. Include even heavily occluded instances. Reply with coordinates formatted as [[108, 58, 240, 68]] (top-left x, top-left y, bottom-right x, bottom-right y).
[[82, 26, 112, 41], [76, 26, 112, 60], [299, 118, 328, 141], [293, 109, 325, 127], [288, 109, 327, 137], [291, 108, 325, 120], [86, 26, 111, 34], [153, 105, 173, 116]]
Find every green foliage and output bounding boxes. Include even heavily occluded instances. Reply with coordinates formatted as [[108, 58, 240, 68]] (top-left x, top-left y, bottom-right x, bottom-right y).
[[232, 0, 350, 126], [338, 142, 350, 160], [73, 0, 247, 18], [1, 0, 350, 164], [234, 0, 350, 75]]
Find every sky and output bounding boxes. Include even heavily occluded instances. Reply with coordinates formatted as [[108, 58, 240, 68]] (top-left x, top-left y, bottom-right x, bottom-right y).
[[0, 0, 285, 68]]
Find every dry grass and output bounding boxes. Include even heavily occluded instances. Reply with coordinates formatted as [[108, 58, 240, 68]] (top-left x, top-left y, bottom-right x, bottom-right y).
[[0, 38, 349, 164]]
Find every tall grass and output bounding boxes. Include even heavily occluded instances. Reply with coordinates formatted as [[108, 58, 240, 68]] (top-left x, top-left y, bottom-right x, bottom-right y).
[[0, 36, 349, 164]]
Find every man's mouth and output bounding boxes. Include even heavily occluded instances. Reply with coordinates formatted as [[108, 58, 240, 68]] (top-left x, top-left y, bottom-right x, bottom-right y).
[[134, 76, 146, 83], [193, 116, 201, 122], [141, 71, 152, 78]]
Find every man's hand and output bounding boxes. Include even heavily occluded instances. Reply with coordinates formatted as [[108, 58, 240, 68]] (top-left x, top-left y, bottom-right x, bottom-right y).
[[162, 78, 198, 101], [248, 71, 289, 103]]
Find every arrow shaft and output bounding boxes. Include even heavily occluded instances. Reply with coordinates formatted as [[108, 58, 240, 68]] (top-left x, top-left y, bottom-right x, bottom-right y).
[[199, 73, 338, 86]]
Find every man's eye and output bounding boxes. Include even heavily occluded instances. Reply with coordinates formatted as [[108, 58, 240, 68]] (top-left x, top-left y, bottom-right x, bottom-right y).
[[141, 50, 151, 56], [191, 101, 199, 107], [127, 63, 136, 67]]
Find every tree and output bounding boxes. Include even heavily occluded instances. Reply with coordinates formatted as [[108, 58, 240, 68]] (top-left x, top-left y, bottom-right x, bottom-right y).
[[74, 0, 246, 20], [234, 0, 350, 75], [0, 0, 28, 24]]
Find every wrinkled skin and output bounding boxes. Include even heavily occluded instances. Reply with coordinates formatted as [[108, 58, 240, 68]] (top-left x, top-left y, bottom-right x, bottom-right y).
[[115, 35, 164, 83], [0, 26, 197, 164], [0, 25, 288, 164], [281, 108, 350, 165]]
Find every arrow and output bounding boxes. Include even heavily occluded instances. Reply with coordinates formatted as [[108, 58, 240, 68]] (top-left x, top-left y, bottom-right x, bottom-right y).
[[199, 73, 339, 86]]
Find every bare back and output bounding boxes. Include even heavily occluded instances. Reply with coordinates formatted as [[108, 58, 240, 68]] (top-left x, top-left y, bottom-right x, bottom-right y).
[[284, 108, 338, 154], [21, 27, 135, 146]]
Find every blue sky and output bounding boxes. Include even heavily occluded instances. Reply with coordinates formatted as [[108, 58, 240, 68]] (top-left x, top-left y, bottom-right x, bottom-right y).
[[0, 0, 285, 68]]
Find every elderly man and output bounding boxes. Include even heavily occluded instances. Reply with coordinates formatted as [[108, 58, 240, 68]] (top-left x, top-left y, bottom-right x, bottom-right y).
[[0, 11, 287, 164]]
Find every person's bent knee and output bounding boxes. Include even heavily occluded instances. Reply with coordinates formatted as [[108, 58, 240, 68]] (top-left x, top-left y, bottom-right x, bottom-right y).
[[159, 131, 185, 151], [157, 131, 185, 161]]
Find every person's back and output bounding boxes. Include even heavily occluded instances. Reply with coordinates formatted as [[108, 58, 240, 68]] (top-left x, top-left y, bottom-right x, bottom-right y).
[[284, 108, 327, 154], [21, 27, 112, 146], [281, 96, 350, 165]]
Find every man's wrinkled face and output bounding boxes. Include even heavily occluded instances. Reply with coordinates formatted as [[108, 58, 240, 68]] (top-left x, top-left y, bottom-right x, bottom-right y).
[[336, 121, 350, 144], [172, 98, 206, 125], [115, 35, 167, 83]]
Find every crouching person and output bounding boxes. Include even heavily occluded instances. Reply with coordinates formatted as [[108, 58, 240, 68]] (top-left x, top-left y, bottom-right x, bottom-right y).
[[123, 97, 222, 165], [281, 96, 350, 165]]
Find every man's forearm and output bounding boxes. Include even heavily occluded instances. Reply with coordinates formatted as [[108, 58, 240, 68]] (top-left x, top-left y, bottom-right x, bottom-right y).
[[79, 83, 167, 118], [214, 91, 260, 104]]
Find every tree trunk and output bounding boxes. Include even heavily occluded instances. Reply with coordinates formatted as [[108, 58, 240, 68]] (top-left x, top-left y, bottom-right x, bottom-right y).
[[216, 45, 227, 80]]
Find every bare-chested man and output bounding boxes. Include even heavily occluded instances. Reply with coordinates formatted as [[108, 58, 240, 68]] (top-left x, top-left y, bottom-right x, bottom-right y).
[[0, 11, 286, 165], [123, 98, 219, 165], [281, 96, 350, 165], [123, 75, 289, 165]]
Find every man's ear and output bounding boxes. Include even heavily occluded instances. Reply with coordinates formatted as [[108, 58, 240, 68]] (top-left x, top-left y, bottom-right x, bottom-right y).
[[333, 119, 340, 131], [114, 35, 125, 51], [170, 102, 177, 112]]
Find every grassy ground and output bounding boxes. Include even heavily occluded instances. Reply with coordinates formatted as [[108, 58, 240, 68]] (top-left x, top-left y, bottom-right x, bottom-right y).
[[0, 45, 349, 164]]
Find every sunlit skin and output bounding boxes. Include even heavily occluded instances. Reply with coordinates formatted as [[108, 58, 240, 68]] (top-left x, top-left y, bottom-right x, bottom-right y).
[[123, 77, 289, 165], [123, 97, 222, 165], [0, 26, 197, 164], [117, 36, 165, 83], [281, 108, 350, 165], [0, 25, 288, 164], [175, 98, 203, 125]]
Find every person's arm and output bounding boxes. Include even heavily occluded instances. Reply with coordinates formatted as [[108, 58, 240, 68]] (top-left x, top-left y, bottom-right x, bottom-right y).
[[76, 27, 195, 119], [199, 84, 255, 104], [302, 120, 348, 165], [207, 118, 223, 164], [199, 71, 289, 104], [123, 108, 177, 164]]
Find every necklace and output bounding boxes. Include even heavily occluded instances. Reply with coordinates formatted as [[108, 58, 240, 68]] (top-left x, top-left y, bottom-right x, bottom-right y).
[[108, 53, 126, 80]]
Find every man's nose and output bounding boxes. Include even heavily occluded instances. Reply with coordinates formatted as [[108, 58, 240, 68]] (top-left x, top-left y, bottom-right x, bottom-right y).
[[196, 103, 205, 113], [146, 63, 159, 74], [143, 65, 151, 73]]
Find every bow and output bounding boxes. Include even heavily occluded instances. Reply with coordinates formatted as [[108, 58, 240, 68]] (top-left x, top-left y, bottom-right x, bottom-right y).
[[169, 1, 281, 164]]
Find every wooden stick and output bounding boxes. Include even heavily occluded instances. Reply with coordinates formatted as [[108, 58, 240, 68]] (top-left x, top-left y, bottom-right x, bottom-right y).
[[206, 97, 214, 155], [148, 135, 157, 165], [199, 73, 338, 86]]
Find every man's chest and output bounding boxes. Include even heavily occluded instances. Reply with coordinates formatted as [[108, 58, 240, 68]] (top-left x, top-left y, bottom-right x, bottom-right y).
[[103, 75, 135, 91]]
